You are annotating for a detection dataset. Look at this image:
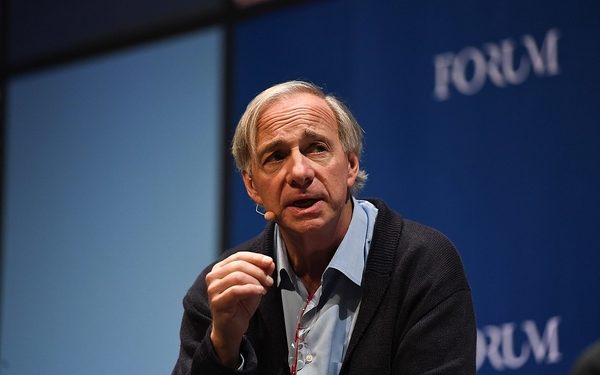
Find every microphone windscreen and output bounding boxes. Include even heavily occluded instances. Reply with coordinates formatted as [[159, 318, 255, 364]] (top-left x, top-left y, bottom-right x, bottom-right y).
[[264, 211, 276, 221]]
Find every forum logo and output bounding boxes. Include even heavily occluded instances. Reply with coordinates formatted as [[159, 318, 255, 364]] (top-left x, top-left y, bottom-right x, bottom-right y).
[[476, 316, 561, 371], [433, 28, 560, 101]]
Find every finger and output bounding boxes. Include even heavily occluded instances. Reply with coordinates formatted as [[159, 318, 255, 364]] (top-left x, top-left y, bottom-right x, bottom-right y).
[[207, 270, 269, 297], [214, 252, 274, 272], [207, 259, 274, 288], [210, 283, 267, 311], [207, 261, 273, 290]]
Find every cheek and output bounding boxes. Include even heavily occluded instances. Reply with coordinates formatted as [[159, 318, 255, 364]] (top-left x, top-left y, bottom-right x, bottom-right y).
[[255, 175, 283, 202], [327, 165, 353, 191]]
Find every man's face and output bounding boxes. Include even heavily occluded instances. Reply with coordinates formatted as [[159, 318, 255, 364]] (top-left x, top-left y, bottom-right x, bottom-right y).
[[243, 92, 359, 236]]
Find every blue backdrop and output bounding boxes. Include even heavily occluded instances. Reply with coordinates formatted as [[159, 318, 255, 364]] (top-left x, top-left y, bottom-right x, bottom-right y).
[[227, 1, 600, 374]]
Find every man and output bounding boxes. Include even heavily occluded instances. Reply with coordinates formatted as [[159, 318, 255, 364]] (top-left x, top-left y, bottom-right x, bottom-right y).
[[172, 81, 476, 374]]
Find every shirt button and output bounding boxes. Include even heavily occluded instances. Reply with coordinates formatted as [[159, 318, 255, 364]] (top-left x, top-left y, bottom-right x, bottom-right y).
[[305, 354, 314, 363]]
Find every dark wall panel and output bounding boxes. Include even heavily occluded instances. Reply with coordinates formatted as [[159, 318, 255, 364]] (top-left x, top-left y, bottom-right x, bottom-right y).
[[8, 0, 225, 68]]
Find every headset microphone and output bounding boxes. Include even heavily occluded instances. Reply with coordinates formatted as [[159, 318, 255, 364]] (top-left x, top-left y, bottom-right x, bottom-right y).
[[256, 204, 277, 221], [264, 211, 276, 221]]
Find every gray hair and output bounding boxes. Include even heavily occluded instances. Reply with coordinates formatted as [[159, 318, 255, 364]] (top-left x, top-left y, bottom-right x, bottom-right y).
[[231, 80, 368, 193]]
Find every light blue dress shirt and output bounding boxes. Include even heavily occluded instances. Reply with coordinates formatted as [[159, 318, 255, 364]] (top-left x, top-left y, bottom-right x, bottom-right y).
[[276, 198, 379, 375]]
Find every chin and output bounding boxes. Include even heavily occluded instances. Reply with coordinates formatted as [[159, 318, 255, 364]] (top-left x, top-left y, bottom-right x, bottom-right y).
[[281, 217, 328, 234]]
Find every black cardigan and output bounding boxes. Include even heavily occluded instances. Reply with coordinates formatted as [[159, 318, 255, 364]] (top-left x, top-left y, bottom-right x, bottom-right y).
[[172, 199, 476, 375]]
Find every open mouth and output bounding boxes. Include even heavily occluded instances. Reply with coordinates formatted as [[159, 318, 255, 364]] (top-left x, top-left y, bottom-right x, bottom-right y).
[[292, 199, 319, 208]]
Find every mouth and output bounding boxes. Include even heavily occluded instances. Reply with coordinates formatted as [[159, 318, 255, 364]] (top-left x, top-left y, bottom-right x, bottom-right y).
[[290, 198, 319, 209]]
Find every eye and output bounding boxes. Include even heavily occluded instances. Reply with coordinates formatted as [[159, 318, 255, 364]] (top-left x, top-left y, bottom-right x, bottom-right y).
[[264, 150, 286, 164], [307, 142, 328, 154]]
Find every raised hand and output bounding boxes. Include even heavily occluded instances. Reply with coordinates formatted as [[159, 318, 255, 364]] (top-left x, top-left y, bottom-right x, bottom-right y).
[[206, 251, 275, 367]]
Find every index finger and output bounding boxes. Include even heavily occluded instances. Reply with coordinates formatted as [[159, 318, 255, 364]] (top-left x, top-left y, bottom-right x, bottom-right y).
[[215, 251, 274, 271]]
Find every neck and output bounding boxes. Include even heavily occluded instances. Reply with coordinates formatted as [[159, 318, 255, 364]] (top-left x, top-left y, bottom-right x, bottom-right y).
[[281, 198, 354, 295], [285, 240, 333, 295]]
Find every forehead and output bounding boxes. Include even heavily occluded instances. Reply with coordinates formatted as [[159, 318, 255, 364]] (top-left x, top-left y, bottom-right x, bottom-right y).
[[256, 93, 338, 139]]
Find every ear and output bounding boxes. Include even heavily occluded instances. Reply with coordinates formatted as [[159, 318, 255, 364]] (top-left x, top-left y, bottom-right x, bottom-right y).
[[346, 152, 359, 188], [242, 171, 263, 205]]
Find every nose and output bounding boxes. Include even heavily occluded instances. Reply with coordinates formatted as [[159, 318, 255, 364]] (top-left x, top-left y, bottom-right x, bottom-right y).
[[286, 150, 314, 189]]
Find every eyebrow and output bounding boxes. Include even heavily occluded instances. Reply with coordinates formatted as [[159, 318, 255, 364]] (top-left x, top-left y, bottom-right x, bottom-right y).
[[256, 128, 327, 156], [256, 138, 286, 157], [302, 128, 324, 140]]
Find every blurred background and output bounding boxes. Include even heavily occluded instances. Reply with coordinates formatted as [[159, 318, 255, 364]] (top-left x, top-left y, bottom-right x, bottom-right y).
[[1, 0, 599, 374]]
